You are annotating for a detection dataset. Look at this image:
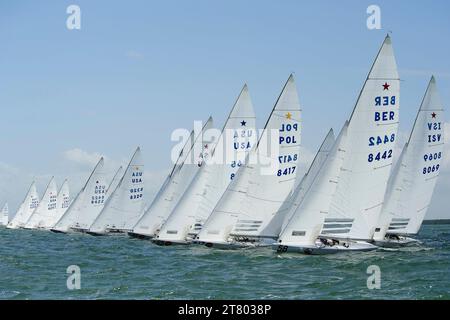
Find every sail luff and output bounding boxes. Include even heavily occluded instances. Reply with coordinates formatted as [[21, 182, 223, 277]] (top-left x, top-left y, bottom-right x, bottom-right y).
[[156, 84, 256, 243], [131, 117, 214, 238]]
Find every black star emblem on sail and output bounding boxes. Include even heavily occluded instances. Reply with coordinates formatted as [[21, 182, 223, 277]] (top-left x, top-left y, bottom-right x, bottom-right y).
[[431, 112, 437, 119], [240, 120, 246, 126]]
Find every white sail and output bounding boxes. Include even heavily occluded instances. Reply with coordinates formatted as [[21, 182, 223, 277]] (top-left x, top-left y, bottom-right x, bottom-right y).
[[88, 147, 145, 234], [198, 74, 302, 245], [1, 203, 8, 226], [7, 181, 40, 229], [265, 129, 335, 237], [41, 179, 71, 229], [277, 122, 348, 247], [321, 35, 400, 241], [106, 166, 124, 195], [24, 177, 58, 229], [131, 117, 214, 238], [156, 84, 256, 243], [52, 158, 109, 232], [373, 76, 444, 238]]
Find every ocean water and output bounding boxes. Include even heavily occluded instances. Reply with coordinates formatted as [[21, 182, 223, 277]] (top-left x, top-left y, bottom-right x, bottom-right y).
[[0, 224, 449, 300]]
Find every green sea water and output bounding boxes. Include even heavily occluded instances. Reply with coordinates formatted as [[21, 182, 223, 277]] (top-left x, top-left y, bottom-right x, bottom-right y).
[[0, 224, 449, 300]]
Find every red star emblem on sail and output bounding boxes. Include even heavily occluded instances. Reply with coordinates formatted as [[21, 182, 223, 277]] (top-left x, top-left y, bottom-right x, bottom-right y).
[[382, 82, 390, 90]]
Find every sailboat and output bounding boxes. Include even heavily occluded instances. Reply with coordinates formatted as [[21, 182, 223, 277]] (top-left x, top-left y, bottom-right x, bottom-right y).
[[87, 147, 144, 235], [40, 179, 71, 229], [24, 177, 58, 229], [1, 203, 8, 226], [373, 76, 445, 247], [154, 84, 256, 245], [129, 117, 214, 240], [274, 123, 359, 254], [197, 74, 302, 248], [7, 181, 40, 229], [264, 129, 335, 238], [51, 158, 112, 233], [318, 35, 400, 251]]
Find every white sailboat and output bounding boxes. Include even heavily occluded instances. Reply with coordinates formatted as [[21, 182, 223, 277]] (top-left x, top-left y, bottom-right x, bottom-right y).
[[88, 147, 145, 235], [197, 74, 302, 248], [373, 76, 445, 247], [154, 84, 256, 245], [129, 117, 214, 240], [24, 177, 58, 229], [7, 181, 40, 229], [51, 158, 111, 233], [274, 123, 364, 254], [1, 203, 8, 226], [319, 35, 400, 250], [42, 179, 70, 229], [264, 129, 335, 238]]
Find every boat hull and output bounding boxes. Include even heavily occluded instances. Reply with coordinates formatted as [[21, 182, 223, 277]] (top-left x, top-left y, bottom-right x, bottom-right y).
[[373, 236, 420, 248], [273, 240, 378, 255], [127, 232, 154, 240], [152, 238, 191, 246]]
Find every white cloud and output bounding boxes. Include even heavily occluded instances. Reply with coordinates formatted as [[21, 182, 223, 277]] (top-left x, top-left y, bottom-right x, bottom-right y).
[[125, 50, 144, 60], [64, 148, 104, 167]]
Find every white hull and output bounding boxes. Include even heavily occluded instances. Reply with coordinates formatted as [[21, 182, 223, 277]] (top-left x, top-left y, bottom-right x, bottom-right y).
[[197, 237, 273, 250], [127, 231, 154, 240], [152, 237, 192, 246], [373, 235, 420, 248], [273, 240, 378, 255]]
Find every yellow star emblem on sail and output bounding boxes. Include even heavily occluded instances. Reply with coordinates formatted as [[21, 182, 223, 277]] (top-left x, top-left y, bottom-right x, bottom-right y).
[[285, 112, 292, 119]]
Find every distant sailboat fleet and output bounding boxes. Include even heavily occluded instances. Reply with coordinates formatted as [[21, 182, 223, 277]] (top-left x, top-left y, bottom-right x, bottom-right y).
[[0, 35, 445, 254]]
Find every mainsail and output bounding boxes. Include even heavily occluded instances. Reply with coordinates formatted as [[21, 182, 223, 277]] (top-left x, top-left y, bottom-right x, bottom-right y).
[[52, 158, 109, 232], [131, 117, 214, 238], [88, 147, 145, 234], [198, 74, 302, 245], [277, 123, 348, 247], [1, 203, 8, 226], [25, 177, 58, 229], [373, 76, 444, 238], [264, 129, 335, 237], [42, 179, 71, 229], [156, 84, 256, 243], [7, 181, 40, 229], [321, 35, 400, 241]]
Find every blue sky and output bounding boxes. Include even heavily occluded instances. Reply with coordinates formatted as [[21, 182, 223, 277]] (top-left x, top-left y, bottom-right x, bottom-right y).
[[0, 1, 449, 218]]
